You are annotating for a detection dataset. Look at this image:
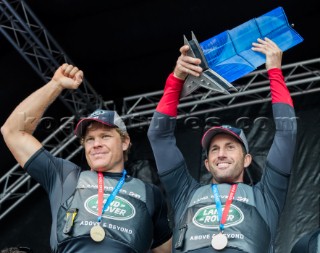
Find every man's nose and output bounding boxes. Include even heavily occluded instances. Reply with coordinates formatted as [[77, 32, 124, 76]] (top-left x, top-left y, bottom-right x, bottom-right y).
[[93, 138, 103, 146], [217, 148, 227, 157]]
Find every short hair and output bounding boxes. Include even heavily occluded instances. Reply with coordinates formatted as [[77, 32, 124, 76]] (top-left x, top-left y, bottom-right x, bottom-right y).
[[80, 122, 131, 162]]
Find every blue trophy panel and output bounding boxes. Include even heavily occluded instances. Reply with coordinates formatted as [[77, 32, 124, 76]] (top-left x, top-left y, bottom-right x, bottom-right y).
[[199, 6, 303, 83]]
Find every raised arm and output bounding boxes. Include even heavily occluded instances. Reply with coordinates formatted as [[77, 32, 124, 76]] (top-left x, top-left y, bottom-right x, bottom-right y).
[[147, 45, 202, 173], [1, 64, 83, 168], [252, 37, 297, 174]]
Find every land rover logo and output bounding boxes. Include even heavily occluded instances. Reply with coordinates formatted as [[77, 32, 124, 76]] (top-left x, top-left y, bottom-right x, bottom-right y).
[[193, 204, 244, 229], [85, 194, 136, 220]]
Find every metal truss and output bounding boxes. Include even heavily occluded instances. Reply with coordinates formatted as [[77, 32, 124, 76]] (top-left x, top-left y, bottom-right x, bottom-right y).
[[0, 0, 107, 117], [0, 0, 112, 220], [122, 58, 320, 129], [0, 117, 83, 219]]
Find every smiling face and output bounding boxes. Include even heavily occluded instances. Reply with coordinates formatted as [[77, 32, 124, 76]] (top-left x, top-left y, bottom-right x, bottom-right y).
[[82, 122, 130, 173], [204, 133, 252, 184]]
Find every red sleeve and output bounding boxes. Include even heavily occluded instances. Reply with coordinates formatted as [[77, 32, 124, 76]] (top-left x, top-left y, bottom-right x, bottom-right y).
[[268, 68, 293, 107], [156, 73, 184, 117]]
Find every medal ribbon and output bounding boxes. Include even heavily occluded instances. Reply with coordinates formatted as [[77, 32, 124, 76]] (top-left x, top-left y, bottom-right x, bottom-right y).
[[212, 184, 238, 231], [97, 169, 127, 223]]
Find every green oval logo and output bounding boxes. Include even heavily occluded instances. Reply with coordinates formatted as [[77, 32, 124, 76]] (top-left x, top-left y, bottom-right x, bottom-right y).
[[193, 204, 244, 229], [85, 194, 136, 220]]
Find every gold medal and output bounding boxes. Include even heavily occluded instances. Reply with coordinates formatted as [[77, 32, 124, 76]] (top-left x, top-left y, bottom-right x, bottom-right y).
[[211, 232, 228, 250], [90, 224, 105, 242]]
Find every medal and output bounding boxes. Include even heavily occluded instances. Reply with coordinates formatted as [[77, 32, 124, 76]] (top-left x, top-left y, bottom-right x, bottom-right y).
[[211, 232, 228, 250], [90, 224, 105, 242], [211, 184, 238, 250], [91, 171, 126, 242]]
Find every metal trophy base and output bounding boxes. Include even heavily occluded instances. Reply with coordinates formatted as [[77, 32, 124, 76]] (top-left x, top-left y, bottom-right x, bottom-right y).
[[181, 32, 237, 97]]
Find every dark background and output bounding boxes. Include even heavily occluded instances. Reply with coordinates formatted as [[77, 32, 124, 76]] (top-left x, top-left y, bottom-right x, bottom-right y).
[[0, 0, 319, 252]]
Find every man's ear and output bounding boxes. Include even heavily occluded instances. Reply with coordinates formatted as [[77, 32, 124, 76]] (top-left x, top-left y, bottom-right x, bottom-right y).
[[244, 153, 252, 168], [122, 136, 131, 151], [204, 158, 210, 173]]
